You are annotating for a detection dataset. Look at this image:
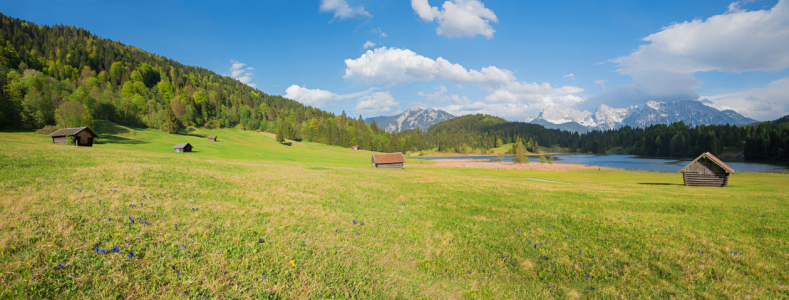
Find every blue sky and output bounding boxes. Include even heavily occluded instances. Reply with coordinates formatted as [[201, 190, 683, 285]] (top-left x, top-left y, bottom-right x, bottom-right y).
[[4, 0, 789, 121]]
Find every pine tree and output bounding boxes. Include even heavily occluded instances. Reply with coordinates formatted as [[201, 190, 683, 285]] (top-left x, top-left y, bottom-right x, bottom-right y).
[[276, 127, 284, 143]]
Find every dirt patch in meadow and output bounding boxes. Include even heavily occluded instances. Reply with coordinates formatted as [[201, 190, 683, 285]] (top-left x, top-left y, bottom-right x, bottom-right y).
[[407, 159, 599, 171]]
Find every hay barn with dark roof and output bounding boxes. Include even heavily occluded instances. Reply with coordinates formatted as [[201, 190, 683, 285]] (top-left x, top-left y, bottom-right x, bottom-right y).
[[371, 152, 406, 169], [48, 127, 98, 147], [173, 143, 193, 153], [678, 152, 735, 187]]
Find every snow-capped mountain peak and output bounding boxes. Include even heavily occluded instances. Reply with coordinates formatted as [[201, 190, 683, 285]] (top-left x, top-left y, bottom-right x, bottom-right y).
[[364, 107, 455, 133], [526, 100, 755, 133]]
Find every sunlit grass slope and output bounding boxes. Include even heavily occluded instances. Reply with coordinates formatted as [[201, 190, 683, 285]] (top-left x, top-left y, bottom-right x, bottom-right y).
[[0, 123, 788, 299]]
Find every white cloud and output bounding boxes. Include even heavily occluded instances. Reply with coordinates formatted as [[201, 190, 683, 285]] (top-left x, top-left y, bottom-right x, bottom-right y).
[[354, 91, 400, 115], [284, 85, 377, 107], [563, 73, 575, 80], [371, 27, 387, 37], [363, 41, 376, 49], [594, 79, 608, 91], [411, 0, 498, 39], [344, 47, 584, 112], [612, 0, 789, 75], [320, 0, 372, 20], [344, 47, 515, 88], [438, 102, 548, 121], [417, 84, 470, 104], [228, 60, 256, 88], [701, 77, 789, 121]]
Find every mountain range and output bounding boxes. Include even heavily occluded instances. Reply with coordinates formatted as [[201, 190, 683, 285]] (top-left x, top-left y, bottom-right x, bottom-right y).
[[364, 107, 455, 133], [524, 100, 757, 133]]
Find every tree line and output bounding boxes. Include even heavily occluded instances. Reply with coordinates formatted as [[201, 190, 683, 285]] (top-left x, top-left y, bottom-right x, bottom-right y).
[[0, 14, 406, 152], [397, 114, 789, 161]]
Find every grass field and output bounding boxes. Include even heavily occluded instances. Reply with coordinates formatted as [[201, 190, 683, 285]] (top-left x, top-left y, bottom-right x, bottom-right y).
[[1, 123, 788, 299]]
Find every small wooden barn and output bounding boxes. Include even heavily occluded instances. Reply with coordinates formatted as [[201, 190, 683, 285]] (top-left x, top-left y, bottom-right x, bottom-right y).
[[173, 143, 193, 153], [48, 127, 98, 147], [352, 145, 359, 150], [371, 152, 406, 169], [240, 127, 246, 131], [678, 152, 735, 187], [208, 136, 217, 141]]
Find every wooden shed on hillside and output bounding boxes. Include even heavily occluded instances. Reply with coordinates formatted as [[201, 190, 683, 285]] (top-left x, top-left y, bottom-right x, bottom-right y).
[[48, 127, 98, 147], [208, 136, 217, 141], [678, 152, 735, 187], [173, 143, 193, 153], [371, 152, 406, 169], [352, 145, 359, 150]]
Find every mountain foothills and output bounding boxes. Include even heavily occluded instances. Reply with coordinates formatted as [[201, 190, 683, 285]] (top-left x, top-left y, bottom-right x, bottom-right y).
[[397, 113, 789, 160], [0, 14, 403, 152], [363, 107, 454, 133], [0, 14, 787, 161], [526, 100, 758, 133]]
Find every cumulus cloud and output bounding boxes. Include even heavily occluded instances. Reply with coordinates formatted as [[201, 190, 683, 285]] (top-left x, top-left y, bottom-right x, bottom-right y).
[[363, 41, 376, 49], [563, 73, 575, 80], [411, 0, 498, 39], [701, 77, 789, 121], [320, 0, 372, 20], [438, 102, 549, 121], [605, 0, 789, 100], [284, 85, 377, 107], [612, 0, 789, 75], [228, 60, 256, 88], [354, 91, 400, 115], [344, 47, 584, 111], [417, 84, 470, 104], [594, 79, 608, 91]]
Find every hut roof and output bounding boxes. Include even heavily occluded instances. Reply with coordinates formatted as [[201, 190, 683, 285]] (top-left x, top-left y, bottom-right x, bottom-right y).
[[48, 127, 98, 138], [678, 152, 735, 174], [173, 143, 192, 149], [372, 152, 406, 164], [208, 136, 217, 139]]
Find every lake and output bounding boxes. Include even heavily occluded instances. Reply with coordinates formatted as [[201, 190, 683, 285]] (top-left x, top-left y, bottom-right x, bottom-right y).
[[412, 154, 789, 173]]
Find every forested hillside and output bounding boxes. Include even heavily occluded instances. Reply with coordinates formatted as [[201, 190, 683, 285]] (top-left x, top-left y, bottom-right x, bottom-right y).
[[0, 14, 400, 152], [398, 114, 789, 161]]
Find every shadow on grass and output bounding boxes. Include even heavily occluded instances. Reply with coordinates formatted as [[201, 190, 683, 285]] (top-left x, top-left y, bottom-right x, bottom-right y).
[[95, 135, 147, 145], [638, 183, 684, 186], [280, 142, 292, 146]]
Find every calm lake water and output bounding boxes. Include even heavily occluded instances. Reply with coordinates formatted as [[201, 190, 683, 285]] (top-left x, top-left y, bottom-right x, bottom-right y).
[[413, 154, 789, 173]]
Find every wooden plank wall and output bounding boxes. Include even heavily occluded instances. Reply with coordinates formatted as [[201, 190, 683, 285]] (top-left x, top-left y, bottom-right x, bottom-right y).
[[375, 163, 404, 169], [683, 172, 729, 187]]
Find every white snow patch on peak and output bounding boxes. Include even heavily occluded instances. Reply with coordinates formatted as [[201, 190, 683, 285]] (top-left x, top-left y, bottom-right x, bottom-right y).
[[537, 106, 593, 125], [646, 100, 663, 110]]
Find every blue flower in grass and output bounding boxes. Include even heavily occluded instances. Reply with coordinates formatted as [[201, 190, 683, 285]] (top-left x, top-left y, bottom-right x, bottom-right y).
[[112, 247, 119, 253], [171, 265, 176, 270], [353, 219, 357, 225], [262, 274, 267, 280], [586, 273, 590, 278], [589, 286, 595, 290], [128, 251, 135, 258], [58, 263, 63, 268]]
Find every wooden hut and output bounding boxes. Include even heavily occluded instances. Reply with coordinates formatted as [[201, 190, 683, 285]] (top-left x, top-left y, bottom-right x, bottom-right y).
[[240, 127, 246, 131], [371, 152, 406, 169], [352, 145, 359, 150], [48, 127, 98, 147], [208, 136, 217, 141], [173, 143, 193, 153], [678, 152, 735, 187]]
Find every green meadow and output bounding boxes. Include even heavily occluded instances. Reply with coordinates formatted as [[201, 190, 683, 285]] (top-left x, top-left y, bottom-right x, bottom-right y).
[[0, 123, 787, 299]]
